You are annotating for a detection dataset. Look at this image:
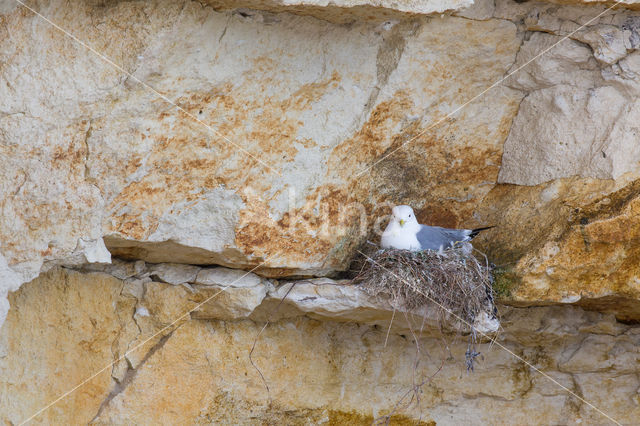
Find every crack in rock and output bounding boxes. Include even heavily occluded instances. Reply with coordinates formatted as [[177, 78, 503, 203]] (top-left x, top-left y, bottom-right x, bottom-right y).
[[91, 325, 181, 423]]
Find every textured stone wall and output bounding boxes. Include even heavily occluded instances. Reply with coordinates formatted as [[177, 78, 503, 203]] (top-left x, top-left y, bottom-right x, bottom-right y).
[[1, 0, 640, 311], [1, 267, 639, 424], [2, 0, 640, 422], [2, 0, 640, 321]]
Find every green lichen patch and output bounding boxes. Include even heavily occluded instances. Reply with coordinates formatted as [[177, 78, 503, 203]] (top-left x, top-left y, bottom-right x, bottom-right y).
[[492, 267, 520, 299]]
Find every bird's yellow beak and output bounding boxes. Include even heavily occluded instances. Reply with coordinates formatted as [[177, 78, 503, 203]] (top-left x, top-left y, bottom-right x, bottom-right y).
[[399, 219, 405, 227]]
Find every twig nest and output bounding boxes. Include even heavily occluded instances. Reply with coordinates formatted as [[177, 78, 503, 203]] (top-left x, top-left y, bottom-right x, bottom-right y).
[[351, 246, 499, 336]]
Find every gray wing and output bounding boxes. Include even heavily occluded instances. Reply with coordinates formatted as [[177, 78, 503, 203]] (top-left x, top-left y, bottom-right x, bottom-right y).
[[416, 225, 471, 251]]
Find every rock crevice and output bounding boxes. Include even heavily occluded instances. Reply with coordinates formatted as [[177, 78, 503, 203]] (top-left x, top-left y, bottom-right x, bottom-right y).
[[92, 325, 180, 423]]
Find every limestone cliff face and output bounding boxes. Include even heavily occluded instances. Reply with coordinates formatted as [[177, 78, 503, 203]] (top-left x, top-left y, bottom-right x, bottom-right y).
[[2, 0, 640, 318], [1, 0, 640, 423], [2, 268, 640, 424]]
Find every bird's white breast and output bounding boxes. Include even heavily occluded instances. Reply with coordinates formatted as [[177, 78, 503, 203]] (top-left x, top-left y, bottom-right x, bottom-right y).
[[381, 223, 421, 251]]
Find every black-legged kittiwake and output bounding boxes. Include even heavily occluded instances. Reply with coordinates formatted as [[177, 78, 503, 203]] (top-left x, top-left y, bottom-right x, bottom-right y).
[[381, 205, 493, 251]]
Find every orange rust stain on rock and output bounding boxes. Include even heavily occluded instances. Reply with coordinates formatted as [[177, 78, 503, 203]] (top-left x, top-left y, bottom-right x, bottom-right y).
[[439, 147, 501, 183], [177, 84, 313, 159], [49, 124, 90, 172], [328, 91, 414, 179], [252, 55, 277, 73], [52, 146, 67, 163], [415, 206, 458, 229], [125, 156, 143, 175], [112, 212, 158, 241], [107, 108, 236, 239], [235, 204, 331, 264], [4, 120, 103, 263], [285, 71, 341, 110], [109, 73, 350, 242], [235, 186, 353, 267], [296, 138, 317, 149], [513, 186, 640, 310]]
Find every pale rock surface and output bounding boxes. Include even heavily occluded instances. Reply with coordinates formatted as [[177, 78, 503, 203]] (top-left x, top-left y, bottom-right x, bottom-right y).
[[574, 24, 631, 64], [75, 264, 499, 335], [0, 0, 523, 299], [148, 263, 201, 285], [614, 49, 640, 80], [266, 278, 390, 319], [41, 237, 112, 273], [0, 269, 138, 425], [0, 253, 22, 328], [3, 1, 640, 423], [195, 266, 265, 288], [499, 85, 631, 185], [454, 0, 495, 20], [1, 268, 639, 424], [78, 258, 146, 280], [263, 278, 500, 334], [499, 6, 640, 186], [504, 32, 600, 91], [190, 282, 272, 320], [203, 0, 474, 23], [473, 2, 640, 316]]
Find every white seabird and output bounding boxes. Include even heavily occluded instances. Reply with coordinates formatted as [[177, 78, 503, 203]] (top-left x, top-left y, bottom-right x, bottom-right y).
[[381, 205, 493, 251]]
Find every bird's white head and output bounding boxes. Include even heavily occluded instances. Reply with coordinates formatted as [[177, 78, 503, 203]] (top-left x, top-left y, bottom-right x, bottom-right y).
[[391, 205, 419, 228]]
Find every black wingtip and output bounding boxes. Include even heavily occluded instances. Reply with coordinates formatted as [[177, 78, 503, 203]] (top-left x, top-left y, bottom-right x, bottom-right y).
[[468, 226, 495, 239]]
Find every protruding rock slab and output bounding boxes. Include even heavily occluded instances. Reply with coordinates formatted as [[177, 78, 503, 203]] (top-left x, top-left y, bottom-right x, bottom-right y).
[[204, 0, 474, 23], [507, 186, 640, 321], [261, 278, 499, 335]]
